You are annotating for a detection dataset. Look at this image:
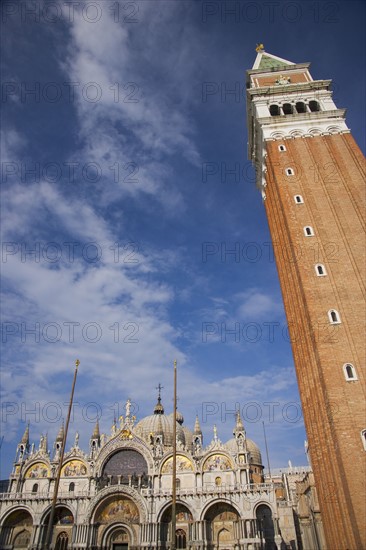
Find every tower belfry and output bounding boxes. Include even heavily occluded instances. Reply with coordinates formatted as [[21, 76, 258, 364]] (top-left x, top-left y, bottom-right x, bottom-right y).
[[246, 47, 365, 550]]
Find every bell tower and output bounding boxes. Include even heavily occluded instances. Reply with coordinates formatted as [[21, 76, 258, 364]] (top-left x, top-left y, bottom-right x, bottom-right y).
[[246, 46, 365, 550]]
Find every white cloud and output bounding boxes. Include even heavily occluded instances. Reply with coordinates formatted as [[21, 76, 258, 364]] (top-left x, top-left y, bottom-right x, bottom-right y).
[[236, 289, 283, 320], [59, 2, 201, 208]]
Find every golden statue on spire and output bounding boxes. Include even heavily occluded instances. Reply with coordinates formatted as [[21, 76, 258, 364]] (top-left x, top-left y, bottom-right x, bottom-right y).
[[256, 43, 264, 52]]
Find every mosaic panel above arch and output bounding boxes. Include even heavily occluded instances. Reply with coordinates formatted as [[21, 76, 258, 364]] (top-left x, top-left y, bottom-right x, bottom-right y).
[[203, 454, 233, 472], [161, 503, 193, 523], [96, 496, 139, 525], [25, 462, 50, 479], [54, 508, 74, 525], [161, 455, 194, 474], [204, 501, 239, 522], [61, 460, 87, 477]]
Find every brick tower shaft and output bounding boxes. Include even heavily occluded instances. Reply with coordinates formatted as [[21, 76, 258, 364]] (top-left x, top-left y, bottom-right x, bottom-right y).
[[246, 48, 366, 550]]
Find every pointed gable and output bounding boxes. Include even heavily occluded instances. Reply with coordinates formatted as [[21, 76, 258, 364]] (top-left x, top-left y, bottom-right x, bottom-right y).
[[253, 50, 295, 70]]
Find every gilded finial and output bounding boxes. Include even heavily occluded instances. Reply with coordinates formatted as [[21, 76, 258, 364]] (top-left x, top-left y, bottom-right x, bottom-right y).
[[174, 359, 177, 367], [256, 43, 264, 52], [75, 359, 80, 368]]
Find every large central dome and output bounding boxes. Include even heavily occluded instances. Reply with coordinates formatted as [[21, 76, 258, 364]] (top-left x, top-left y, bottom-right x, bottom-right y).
[[134, 392, 187, 447], [135, 413, 186, 446]]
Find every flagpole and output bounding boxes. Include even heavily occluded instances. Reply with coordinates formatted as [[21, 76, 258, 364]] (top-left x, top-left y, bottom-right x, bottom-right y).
[[44, 359, 80, 549], [262, 420, 272, 480], [171, 359, 177, 550]]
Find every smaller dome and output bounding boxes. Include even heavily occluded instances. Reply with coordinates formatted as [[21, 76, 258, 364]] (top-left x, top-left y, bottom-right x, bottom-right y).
[[183, 427, 193, 448], [168, 411, 184, 425], [225, 438, 263, 466]]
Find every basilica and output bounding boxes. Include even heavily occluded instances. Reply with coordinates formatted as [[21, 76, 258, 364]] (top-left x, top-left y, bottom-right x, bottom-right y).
[[0, 392, 323, 550]]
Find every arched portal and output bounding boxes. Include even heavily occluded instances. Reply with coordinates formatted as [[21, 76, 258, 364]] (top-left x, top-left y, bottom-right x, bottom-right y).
[[256, 504, 276, 549], [204, 502, 239, 549], [160, 503, 193, 549], [94, 495, 139, 548], [0, 509, 33, 548], [106, 526, 129, 550], [40, 506, 74, 549]]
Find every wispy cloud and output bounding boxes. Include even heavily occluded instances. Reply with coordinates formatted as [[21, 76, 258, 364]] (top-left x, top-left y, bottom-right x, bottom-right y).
[[236, 289, 283, 320]]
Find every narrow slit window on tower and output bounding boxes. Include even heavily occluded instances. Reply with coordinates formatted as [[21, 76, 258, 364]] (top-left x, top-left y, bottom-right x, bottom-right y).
[[294, 195, 304, 204], [278, 144, 286, 152], [269, 104, 280, 116], [309, 100, 320, 112], [315, 264, 326, 276], [328, 309, 341, 324], [361, 430, 366, 451], [296, 101, 306, 113], [286, 167, 295, 176], [343, 363, 357, 381], [304, 226, 314, 236], [283, 103, 293, 115]]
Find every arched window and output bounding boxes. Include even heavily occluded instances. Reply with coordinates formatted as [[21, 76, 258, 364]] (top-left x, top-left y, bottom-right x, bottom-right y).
[[175, 478, 180, 491], [69, 482, 75, 492], [328, 309, 341, 324], [283, 103, 293, 115], [304, 226, 314, 236], [294, 195, 304, 204], [278, 144, 286, 152], [55, 532, 68, 550], [315, 264, 326, 276], [296, 102, 306, 113], [32, 483, 38, 494], [309, 100, 320, 112], [343, 363, 357, 381], [269, 104, 280, 116], [361, 430, 366, 451], [13, 530, 31, 548], [215, 476, 222, 486], [286, 167, 294, 176], [176, 529, 187, 549]]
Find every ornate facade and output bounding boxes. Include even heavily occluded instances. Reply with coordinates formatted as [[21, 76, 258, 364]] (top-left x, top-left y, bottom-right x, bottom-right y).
[[0, 395, 317, 550]]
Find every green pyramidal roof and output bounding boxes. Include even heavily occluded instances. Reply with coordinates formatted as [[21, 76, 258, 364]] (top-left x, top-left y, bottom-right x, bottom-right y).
[[258, 54, 290, 70], [252, 50, 295, 71]]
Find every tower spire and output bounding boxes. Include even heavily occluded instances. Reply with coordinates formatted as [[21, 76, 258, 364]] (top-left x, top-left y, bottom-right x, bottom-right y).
[[194, 414, 202, 435], [21, 422, 30, 445], [16, 422, 30, 462], [92, 419, 100, 439], [56, 421, 64, 442]]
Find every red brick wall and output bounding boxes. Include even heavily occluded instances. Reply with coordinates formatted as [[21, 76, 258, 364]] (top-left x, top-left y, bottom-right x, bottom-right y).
[[264, 133, 366, 550]]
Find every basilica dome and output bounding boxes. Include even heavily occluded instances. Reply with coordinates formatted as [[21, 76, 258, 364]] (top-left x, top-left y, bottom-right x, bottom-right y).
[[135, 414, 186, 446], [135, 397, 186, 447], [225, 437, 263, 466]]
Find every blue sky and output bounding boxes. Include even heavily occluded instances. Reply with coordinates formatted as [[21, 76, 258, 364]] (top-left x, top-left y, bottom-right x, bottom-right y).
[[1, 0, 365, 478]]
